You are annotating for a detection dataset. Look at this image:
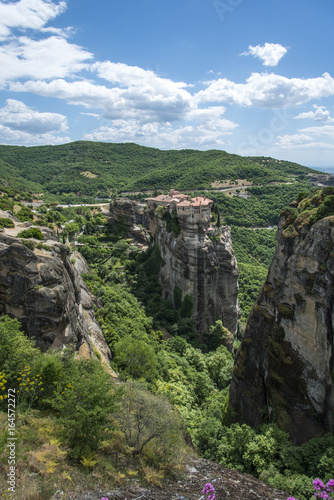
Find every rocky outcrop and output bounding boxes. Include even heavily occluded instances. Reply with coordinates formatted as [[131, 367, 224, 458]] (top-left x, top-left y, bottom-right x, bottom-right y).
[[154, 220, 240, 335], [0, 233, 111, 363], [229, 211, 334, 444], [308, 173, 334, 187], [108, 199, 150, 245], [108, 198, 240, 336]]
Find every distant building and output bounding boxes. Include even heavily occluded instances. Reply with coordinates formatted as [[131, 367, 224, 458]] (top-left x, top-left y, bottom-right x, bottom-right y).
[[146, 189, 213, 225]]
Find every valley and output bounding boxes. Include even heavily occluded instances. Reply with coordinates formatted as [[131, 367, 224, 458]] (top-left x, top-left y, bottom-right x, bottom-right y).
[[0, 142, 333, 500]]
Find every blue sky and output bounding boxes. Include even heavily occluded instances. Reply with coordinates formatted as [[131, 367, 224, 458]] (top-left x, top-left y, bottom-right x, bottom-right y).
[[0, 0, 334, 167]]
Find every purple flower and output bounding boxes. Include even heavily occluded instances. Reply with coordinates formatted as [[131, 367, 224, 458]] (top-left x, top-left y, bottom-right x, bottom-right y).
[[202, 483, 215, 495], [314, 479, 326, 491], [286, 497, 296, 500], [327, 480, 334, 491], [321, 492, 328, 499], [202, 482, 216, 500], [101, 498, 109, 500]]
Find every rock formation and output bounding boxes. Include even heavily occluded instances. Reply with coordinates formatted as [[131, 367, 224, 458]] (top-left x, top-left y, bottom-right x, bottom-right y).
[[0, 231, 111, 364], [108, 197, 240, 336], [229, 196, 334, 444]]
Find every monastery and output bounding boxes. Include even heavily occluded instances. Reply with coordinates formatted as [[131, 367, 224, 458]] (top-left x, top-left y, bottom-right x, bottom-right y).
[[146, 189, 213, 225]]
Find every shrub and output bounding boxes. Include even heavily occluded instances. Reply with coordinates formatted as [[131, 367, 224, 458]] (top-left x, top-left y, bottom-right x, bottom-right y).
[[49, 355, 118, 461], [113, 337, 159, 382], [0, 217, 14, 228], [115, 382, 184, 457], [16, 206, 34, 222], [17, 227, 44, 240]]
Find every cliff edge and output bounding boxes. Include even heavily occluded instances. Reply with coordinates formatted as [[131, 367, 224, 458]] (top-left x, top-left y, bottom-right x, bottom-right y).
[[229, 189, 334, 444]]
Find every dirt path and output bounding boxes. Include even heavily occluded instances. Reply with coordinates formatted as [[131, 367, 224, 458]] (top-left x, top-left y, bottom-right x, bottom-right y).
[[56, 458, 287, 500]]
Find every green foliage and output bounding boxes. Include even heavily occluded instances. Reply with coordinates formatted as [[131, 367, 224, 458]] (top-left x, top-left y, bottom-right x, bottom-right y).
[[0, 316, 37, 386], [0, 217, 14, 228], [237, 262, 268, 322], [174, 286, 183, 310], [113, 337, 159, 382], [115, 382, 183, 456], [0, 141, 315, 199], [49, 354, 118, 461], [179, 294, 193, 318], [17, 227, 44, 240], [20, 239, 36, 250], [211, 182, 312, 228], [16, 206, 34, 222]]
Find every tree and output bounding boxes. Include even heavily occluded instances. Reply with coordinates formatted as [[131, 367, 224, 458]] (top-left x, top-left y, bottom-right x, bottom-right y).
[[50, 355, 118, 461], [113, 337, 158, 382], [115, 383, 183, 455]]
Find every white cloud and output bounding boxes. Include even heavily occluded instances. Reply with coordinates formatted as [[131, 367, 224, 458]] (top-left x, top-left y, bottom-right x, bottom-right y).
[[241, 43, 287, 66], [0, 35, 92, 86], [0, 124, 70, 145], [0, 98, 68, 135], [295, 104, 333, 122], [11, 62, 194, 124], [276, 124, 334, 151], [82, 121, 232, 150], [196, 72, 334, 108], [0, 0, 67, 39]]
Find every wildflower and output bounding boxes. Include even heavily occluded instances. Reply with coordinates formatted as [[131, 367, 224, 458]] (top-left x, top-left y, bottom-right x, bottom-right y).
[[202, 482, 216, 500], [314, 479, 326, 491], [286, 497, 296, 500], [327, 480, 334, 491]]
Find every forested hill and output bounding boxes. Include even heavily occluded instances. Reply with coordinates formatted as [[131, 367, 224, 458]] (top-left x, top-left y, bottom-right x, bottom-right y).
[[0, 141, 318, 197]]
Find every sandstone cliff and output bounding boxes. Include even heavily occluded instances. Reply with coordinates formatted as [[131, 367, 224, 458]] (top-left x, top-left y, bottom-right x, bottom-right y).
[[229, 193, 334, 444], [0, 230, 111, 364], [108, 199, 240, 336], [152, 218, 240, 335]]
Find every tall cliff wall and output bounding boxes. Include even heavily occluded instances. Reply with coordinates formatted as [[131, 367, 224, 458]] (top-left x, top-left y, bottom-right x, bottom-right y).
[[108, 199, 240, 336], [152, 217, 240, 335], [229, 208, 334, 444], [0, 231, 111, 364]]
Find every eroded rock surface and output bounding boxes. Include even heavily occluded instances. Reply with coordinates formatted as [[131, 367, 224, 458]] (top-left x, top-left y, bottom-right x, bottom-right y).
[[230, 214, 334, 444], [153, 218, 240, 335], [108, 198, 240, 336], [0, 233, 111, 363]]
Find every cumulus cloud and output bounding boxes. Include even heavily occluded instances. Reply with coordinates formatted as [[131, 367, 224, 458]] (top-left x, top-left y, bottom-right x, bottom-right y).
[[196, 72, 334, 108], [0, 35, 92, 86], [241, 43, 287, 66], [294, 104, 333, 122], [0, 98, 68, 135], [276, 124, 334, 150], [82, 119, 235, 150], [11, 62, 194, 124], [0, 0, 67, 39]]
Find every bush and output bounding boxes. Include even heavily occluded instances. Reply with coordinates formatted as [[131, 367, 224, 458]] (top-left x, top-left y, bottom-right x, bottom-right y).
[[49, 354, 118, 461], [17, 227, 44, 240], [113, 337, 159, 382], [16, 206, 34, 222], [115, 382, 184, 457], [0, 217, 14, 228]]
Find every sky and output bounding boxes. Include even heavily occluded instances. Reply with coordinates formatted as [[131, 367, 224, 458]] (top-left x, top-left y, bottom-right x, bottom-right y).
[[0, 0, 334, 168]]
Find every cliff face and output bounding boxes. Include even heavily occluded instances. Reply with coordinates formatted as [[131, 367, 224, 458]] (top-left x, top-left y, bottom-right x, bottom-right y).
[[0, 232, 111, 363], [229, 212, 334, 444], [153, 217, 240, 335], [108, 199, 240, 336]]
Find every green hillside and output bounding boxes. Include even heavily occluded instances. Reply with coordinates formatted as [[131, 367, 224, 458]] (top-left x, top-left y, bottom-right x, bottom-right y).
[[0, 141, 319, 199]]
